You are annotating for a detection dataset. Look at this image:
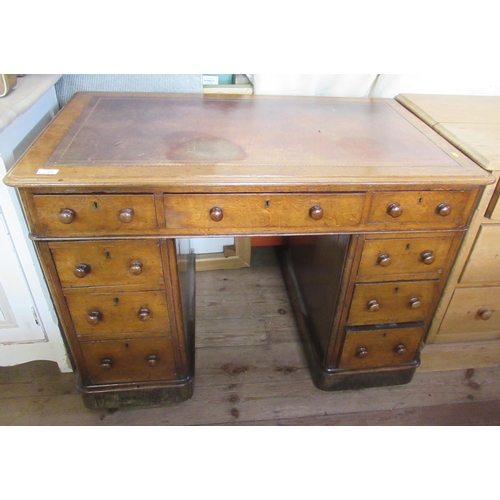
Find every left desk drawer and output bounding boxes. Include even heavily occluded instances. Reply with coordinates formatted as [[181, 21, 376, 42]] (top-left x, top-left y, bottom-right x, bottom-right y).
[[32, 194, 158, 236]]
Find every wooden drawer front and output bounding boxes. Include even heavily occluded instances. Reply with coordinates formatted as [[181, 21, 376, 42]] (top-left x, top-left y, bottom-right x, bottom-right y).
[[339, 326, 424, 369], [164, 193, 365, 233], [460, 224, 500, 284], [65, 291, 170, 337], [439, 287, 500, 336], [368, 190, 471, 228], [357, 235, 455, 281], [32, 194, 157, 236], [50, 240, 164, 288], [486, 180, 500, 221], [347, 280, 439, 326], [80, 337, 176, 384]]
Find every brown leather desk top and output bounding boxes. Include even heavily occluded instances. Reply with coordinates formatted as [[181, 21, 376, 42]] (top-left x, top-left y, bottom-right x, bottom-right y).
[[4, 92, 493, 191]]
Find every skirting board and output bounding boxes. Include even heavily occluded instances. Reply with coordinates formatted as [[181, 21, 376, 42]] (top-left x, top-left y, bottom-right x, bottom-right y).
[[195, 237, 251, 272]]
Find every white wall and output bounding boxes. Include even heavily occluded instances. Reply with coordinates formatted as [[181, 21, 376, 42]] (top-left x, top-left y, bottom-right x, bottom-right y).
[[252, 74, 500, 98]]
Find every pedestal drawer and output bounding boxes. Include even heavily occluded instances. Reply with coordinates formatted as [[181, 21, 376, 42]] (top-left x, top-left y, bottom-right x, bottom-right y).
[[439, 286, 500, 337], [80, 337, 176, 384], [164, 193, 365, 233], [357, 234, 454, 281], [50, 239, 164, 288], [339, 326, 424, 369], [347, 280, 439, 326], [32, 194, 157, 236], [65, 290, 170, 337]]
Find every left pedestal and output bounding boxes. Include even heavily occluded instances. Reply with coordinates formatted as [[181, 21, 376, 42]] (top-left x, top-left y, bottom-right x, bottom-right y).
[[33, 230, 196, 410]]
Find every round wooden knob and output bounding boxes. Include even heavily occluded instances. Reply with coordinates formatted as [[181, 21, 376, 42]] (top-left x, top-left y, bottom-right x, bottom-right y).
[[210, 206, 223, 222], [436, 203, 452, 217], [146, 354, 158, 366], [387, 203, 403, 218], [87, 310, 103, 325], [100, 358, 113, 370], [377, 253, 391, 267], [59, 208, 75, 224], [309, 205, 324, 220], [74, 263, 91, 278], [368, 299, 380, 312], [138, 307, 151, 321], [477, 307, 492, 320], [356, 347, 369, 359], [421, 251, 435, 265], [129, 260, 143, 275], [409, 297, 421, 309], [395, 344, 406, 356], [119, 208, 134, 223]]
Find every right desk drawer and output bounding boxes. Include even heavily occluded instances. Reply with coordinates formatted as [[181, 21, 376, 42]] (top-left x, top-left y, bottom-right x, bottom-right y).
[[368, 190, 471, 228]]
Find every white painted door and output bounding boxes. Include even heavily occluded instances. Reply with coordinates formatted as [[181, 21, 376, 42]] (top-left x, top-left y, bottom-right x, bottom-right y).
[[0, 207, 45, 343]]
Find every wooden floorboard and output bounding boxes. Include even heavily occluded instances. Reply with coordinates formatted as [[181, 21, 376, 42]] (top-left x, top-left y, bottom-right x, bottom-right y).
[[219, 400, 500, 426], [1, 247, 499, 426]]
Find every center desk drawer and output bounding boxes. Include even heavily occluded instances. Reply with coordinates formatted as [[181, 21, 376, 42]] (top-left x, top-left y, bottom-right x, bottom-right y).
[[32, 194, 157, 236], [347, 280, 440, 326], [163, 193, 365, 233], [65, 290, 170, 337], [49, 240, 164, 288]]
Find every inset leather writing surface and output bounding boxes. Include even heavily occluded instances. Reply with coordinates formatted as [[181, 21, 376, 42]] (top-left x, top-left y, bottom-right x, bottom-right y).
[[46, 96, 457, 169]]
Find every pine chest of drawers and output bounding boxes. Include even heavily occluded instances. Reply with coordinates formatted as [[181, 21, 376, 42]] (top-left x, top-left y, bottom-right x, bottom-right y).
[[3, 93, 493, 408]]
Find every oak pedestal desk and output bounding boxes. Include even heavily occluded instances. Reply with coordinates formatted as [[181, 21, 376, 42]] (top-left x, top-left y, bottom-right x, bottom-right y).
[[3, 93, 493, 409]]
